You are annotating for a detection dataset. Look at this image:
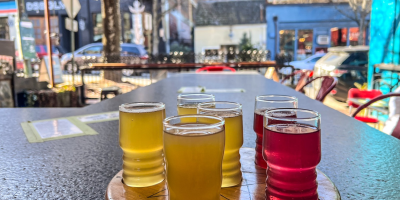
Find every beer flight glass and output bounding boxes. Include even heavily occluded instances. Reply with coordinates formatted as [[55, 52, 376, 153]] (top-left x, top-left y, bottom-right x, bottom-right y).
[[163, 115, 225, 200], [198, 101, 243, 187], [119, 102, 166, 187], [264, 108, 321, 200], [253, 95, 298, 168], [177, 93, 215, 122]]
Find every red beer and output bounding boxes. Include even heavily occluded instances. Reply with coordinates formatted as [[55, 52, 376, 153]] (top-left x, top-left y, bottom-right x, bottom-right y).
[[253, 95, 298, 169], [264, 109, 321, 200]]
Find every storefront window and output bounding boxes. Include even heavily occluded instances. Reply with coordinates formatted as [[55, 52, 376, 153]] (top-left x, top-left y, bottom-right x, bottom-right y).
[[93, 14, 103, 42], [297, 30, 313, 61], [349, 27, 365, 46], [279, 30, 295, 58], [330, 27, 347, 47], [123, 13, 132, 43], [0, 18, 9, 40]]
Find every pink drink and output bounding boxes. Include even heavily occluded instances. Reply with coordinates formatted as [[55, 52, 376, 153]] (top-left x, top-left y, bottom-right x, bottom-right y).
[[264, 123, 321, 200], [253, 109, 268, 169], [254, 109, 296, 169]]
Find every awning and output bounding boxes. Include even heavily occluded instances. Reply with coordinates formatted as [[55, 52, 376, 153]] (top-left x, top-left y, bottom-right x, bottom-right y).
[[0, 1, 17, 14]]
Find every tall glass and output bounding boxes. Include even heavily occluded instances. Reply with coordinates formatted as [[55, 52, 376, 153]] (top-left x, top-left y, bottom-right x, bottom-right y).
[[264, 108, 321, 200], [119, 102, 165, 187], [164, 115, 225, 200], [177, 93, 215, 123], [198, 101, 243, 187], [253, 95, 298, 169]]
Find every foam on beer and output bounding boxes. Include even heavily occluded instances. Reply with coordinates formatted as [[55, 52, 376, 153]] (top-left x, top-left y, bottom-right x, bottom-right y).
[[199, 111, 241, 118], [119, 103, 164, 113], [266, 124, 318, 134], [165, 123, 222, 137]]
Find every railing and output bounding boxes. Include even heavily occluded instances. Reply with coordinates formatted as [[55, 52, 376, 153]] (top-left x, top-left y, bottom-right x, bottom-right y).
[[56, 51, 298, 105]]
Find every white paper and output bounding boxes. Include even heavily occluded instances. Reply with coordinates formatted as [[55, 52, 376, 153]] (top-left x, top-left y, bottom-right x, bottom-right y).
[[32, 119, 83, 139], [177, 87, 205, 93], [206, 88, 245, 93], [77, 112, 119, 123], [178, 87, 245, 93]]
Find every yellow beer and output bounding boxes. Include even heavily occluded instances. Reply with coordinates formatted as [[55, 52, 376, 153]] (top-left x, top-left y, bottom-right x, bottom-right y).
[[198, 102, 244, 187], [119, 103, 165, 187], [177, 104, 198, 123], [177, 93, 215, 123], [164, 115, 225, 200]]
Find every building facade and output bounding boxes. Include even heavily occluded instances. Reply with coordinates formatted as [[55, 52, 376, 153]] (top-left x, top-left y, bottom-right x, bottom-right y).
[[194, 0, 266, 54], [2, 0, 194, 53], [266, 3, 369, 61]]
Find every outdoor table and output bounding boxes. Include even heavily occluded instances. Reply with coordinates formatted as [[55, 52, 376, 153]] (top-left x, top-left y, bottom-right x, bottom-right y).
[[1, 73, 400, 199], [348, 97, 389, 115]]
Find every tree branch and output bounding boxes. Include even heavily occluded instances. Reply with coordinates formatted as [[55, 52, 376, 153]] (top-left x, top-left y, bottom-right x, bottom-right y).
[[335, 5, 358, 22]]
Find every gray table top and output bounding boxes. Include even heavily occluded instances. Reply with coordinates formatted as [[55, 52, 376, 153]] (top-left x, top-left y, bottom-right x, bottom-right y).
[[1, 73, 400, 199]]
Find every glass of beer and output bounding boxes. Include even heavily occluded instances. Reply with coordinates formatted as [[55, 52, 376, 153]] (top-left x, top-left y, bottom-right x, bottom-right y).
[[254, 95, 298, 169], [264, 108, 321, 200], [119, 102, 165, 187], [177, 93, 215, 122], [163, 115, 225, 200], [198, 101, 243, 187]]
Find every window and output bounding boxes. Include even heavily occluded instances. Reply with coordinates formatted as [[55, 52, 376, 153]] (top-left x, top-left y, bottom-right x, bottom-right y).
[[83, 46, 103, 54], [342, 52, 368, 66], [93, 14, 103, 42], [330, 27, 347, 47], [297, 30, 313, 61], [279, 30, 295, 58], [123, 13, 132, 43], [309, 57, 322, 63], [121, 46, 140, 55]]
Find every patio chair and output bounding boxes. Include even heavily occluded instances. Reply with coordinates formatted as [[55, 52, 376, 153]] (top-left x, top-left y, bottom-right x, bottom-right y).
[[196, 66, 236, 73], [351, 93, 400, 139], [280, 70, 313, 91], [298, 76, 337, 102], [348, 88, 382, 114]]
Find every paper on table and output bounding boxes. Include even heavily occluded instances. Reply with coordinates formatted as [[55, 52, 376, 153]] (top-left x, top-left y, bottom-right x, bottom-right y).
[[76, 111, 119, 123], [177, 86, 205, 93], [32, 119, 83, 139], [21, 117, 98, 143], [178, 87, 245, 93]]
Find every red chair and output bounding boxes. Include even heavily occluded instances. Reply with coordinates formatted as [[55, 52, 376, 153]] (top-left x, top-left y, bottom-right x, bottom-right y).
[[351, 93, 400, 139], [347, 89, 382, 125], [348, 89, 382, 113], [298, 76, 337, 102], [196, 66, 236, 73]]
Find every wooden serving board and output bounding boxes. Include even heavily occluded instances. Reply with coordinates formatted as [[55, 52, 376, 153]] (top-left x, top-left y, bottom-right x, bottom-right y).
[[106, 148, 340, 200]]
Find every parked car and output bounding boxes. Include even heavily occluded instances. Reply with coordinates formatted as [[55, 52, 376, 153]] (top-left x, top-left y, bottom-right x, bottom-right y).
[[61, 43, 148, 74], [288, 53, 326, 71], [35, 45, 67, 59], [313, 46, 369, 102]]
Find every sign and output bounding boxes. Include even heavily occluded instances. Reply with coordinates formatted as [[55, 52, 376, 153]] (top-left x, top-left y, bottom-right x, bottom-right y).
[[317, 35, 329, 45], [38, 56, 64, 84], [19, 19, 36, 59], [61, 0, 81, 19], [65, 17, 78, 32], [25, 0, 65, 13]]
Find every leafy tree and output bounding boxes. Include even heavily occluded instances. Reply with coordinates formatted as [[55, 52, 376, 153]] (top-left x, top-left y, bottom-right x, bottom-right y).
[[239, 33, 256, 51]]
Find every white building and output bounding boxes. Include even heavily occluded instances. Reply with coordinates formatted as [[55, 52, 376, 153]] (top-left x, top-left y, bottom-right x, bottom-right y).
[[194, 0, 266, 54]]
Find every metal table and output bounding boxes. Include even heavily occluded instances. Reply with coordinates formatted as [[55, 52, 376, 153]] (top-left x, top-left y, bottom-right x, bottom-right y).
[[1, 73, 400, 199]]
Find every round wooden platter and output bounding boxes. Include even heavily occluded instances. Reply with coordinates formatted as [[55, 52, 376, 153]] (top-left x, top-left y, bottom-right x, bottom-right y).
[[106, 148, 340, 200]]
